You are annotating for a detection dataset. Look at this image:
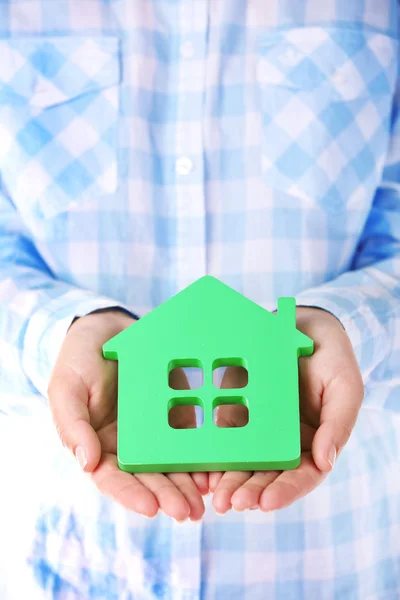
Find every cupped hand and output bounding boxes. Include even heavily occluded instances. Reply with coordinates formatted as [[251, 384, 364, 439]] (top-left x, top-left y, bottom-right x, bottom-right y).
[[210, 307, 364, 514], [48, 310, 208, 521]]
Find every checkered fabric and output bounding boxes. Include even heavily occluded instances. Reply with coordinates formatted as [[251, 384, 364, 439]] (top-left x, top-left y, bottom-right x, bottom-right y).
[[0, 0, 400, 598], [0, 37, 120, 218]]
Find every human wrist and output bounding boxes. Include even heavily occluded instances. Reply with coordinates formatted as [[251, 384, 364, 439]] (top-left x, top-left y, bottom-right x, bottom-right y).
[[295, 305, 346, 339], [69, 307, 136, 335]]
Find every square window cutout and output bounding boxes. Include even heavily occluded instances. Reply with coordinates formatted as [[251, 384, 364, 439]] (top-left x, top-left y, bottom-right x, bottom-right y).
[[168, 397, 204, 429], [212, 396, 249, 428], [212, 358, 248, 388], [168, 359, 204, 390]]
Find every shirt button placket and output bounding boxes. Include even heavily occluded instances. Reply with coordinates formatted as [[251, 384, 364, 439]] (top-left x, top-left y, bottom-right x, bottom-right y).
[[169, 5, 206, 599], [174, 1, 207, 292]]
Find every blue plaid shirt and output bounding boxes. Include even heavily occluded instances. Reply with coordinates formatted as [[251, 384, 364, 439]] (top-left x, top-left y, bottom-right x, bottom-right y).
[[1, 1, 400, 598]]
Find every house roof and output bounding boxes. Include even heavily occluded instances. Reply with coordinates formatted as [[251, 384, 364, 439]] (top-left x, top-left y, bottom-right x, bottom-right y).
[[103, 276, 313, 359]]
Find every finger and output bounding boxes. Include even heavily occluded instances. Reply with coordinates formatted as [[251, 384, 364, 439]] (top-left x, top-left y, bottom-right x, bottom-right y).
[[48, 368, 101, 472], [221, 366, 248, 389], [211, 420, 316, 509], [298, 353, 323, 431], [134, 472, 191, 522], [214, 404, 249, 428], [191, 472, 209, 496], [299, 420, 317, 451], [312, 366, 364, 472], [209, 471, 224, 492], [95, 428, 201, 521], [168, 405, 197, 428], [90, 453, 159, 517], [96, 421, 117, 454], [97, 423, 209, 505], [168, 368, 197, 429], [167, 473, 205, 521], [97, 409, 208, 508], [231, 470, 281, 511], [212, 471, 252, 514], [259, 451, 326, 512]]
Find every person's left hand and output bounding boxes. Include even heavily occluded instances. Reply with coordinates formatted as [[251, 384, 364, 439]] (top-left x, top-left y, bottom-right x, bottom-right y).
[[209, 307, 364, 514]]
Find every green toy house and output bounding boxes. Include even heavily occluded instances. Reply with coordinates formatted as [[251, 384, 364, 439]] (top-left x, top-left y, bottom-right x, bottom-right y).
[[103, 276, 314, 473]]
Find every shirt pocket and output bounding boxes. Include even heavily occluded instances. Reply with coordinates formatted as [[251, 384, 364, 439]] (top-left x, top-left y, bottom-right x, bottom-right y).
[[256, 27, 397, 214], [0, 36, 120, 219]]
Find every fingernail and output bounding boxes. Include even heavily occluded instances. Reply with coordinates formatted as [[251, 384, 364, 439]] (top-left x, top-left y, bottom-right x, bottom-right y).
[[75, 446, 87, 470], [327, 446, 337, 469]]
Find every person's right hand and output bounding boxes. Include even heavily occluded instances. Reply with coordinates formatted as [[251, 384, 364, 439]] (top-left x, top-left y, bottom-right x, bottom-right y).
[[47, 310, 208, 522]]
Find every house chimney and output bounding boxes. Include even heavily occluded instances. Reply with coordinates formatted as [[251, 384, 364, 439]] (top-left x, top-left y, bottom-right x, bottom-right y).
[[277, 297, 296, 328]]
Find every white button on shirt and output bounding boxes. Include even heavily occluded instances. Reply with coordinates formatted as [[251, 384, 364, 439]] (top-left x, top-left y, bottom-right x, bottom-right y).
[[175, 156, 194, 175]]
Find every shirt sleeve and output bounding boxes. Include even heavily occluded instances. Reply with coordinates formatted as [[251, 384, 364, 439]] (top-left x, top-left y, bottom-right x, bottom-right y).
[[0, 186, 137, 400], [296, 78, 400, 412]]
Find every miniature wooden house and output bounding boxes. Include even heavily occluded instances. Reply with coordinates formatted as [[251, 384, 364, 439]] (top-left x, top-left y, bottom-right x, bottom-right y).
[[103, 276, 313, 473]]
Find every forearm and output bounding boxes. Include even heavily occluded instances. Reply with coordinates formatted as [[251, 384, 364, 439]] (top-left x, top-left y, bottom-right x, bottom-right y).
[[296, 255, 400, 410], [0, 237, 135, 398]]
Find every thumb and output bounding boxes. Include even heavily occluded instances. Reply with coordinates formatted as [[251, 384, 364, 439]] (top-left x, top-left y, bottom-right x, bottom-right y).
[[312, 366, 364, 472], [48, 368, 101, 472]]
